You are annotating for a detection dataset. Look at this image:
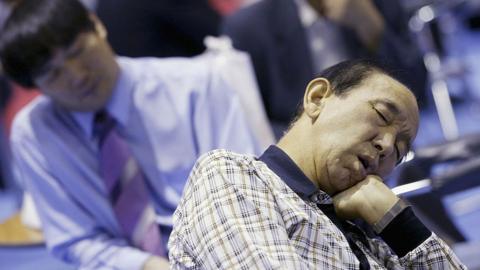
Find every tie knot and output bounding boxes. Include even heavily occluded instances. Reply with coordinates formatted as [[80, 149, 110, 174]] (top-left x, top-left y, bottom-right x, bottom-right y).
[[94, 110, 116, 144]]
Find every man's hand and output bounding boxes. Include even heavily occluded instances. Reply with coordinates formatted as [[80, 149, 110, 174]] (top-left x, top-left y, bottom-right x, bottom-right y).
[[142, 256, 169, 270], [332, 175, 399, 225], [310, 0, 385, 51]]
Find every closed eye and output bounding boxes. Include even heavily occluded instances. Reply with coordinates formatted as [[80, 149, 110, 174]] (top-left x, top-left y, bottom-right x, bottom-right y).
[[68, 46, 84, 58], [374, 106, 402, 164], [45, 68, 61, 84], [374, 107, 388, 123]]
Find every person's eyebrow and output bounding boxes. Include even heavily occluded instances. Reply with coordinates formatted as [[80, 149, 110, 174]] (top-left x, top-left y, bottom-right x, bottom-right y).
[[372, 98, 401, 116]]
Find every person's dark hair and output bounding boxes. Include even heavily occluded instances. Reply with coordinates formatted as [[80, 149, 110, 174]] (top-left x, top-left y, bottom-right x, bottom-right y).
[[291, 59, 398, 123], [0, 75, 11, 109], [0, 0, 94, 88]]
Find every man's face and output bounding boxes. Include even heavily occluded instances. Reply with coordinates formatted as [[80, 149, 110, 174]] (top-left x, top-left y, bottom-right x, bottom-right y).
[[311, 73, 419, 195], [34, 28, 118, 112]]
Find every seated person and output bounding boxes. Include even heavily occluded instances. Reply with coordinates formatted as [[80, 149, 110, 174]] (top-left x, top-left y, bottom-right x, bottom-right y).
[[0, 0, 262, 269], [169, 60, 466, 269], [222, 0, 427, 136]]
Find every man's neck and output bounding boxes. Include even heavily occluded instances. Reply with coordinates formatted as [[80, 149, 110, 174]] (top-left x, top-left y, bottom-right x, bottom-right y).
[[276, 121, 319, 189]]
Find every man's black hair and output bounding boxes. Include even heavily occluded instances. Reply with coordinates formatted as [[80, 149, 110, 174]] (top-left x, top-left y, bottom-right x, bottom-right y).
[[0, 0, 94, 88], [0, 75, 11, 110], [291, 59, 399, 123]]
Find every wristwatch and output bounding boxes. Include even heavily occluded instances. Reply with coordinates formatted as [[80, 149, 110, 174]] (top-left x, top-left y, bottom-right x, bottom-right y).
[[372, 199, 409, 234]]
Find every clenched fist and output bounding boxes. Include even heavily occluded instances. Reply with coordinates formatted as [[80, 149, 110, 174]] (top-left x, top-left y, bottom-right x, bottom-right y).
[[332, 175, 399, 225]]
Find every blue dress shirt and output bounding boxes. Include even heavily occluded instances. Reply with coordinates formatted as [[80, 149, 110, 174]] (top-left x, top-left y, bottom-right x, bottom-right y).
[[11, 56, 263, 270]]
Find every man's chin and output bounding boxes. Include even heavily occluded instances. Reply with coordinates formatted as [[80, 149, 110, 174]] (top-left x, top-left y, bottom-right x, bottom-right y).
[[61, 100, 107, 112], [329, 177, 354, 196], [63, 106, 98, 112]]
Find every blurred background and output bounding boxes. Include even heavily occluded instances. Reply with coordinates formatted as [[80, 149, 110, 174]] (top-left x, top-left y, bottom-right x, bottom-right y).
[[0, 0, 479, 269]]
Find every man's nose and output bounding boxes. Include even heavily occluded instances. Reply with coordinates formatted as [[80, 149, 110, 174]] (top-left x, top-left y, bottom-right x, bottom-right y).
[[374, 132, 395, 159]]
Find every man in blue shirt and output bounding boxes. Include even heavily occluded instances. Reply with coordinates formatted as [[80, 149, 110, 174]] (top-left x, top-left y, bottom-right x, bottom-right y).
[[0, 0, 262, 269]]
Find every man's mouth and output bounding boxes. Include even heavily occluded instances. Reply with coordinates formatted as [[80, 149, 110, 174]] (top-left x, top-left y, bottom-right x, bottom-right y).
[[79, 77, 99, 98], [357, 153, 379, 175], [358, 156, 369, 171]]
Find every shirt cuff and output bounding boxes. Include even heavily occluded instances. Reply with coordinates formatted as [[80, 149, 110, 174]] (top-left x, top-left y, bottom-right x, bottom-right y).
[[379, 206, 432, 257]]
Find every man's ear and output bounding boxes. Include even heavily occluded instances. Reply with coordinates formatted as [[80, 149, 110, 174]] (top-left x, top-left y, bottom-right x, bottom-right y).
[[89, 13, 107, 39], [303, 78, 332, 120]]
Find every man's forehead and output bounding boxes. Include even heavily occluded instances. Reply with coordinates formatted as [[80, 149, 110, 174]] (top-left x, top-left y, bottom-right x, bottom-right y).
[[363, 73, 417, 105], [353, 73, 420, 132], [363, 72, 403, 89]]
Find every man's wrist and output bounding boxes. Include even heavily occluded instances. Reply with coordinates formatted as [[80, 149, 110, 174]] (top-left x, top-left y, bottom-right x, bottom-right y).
[[378, 206, 432, 257]]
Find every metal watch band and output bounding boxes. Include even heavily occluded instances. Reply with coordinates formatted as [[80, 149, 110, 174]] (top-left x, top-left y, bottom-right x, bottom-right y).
[[372, 199, 409, 234]]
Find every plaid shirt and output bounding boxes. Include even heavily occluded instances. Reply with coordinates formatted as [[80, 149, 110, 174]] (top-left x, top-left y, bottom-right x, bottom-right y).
[[169, 148, 465, 269]]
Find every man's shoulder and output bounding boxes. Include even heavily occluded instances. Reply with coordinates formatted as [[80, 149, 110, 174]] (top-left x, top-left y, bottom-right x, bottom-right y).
[[118, 56, 209, 81], [11, 95, 55, 141], [118, 56, 215, 98], [190, 149, 283, 190], [194, 149, 256, 172], [191, 149, 265, 183], [181, 149, 284, 207]]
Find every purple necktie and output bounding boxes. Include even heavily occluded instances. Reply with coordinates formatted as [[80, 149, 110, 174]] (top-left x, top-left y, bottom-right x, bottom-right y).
[[95, 111, 164, 256]]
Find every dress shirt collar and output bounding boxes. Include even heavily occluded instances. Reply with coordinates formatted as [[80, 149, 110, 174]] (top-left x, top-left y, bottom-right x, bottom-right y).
[[71, 58, 134, 138], [259, 145, 331, 203]]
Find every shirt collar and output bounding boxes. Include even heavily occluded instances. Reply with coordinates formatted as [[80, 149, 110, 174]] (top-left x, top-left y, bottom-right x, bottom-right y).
[[259, 145, 322, 200], [71, 58, 133, 138]]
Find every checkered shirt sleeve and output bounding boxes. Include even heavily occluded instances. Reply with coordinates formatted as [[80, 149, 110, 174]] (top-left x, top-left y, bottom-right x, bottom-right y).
[[169, 150, 313, 269]]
